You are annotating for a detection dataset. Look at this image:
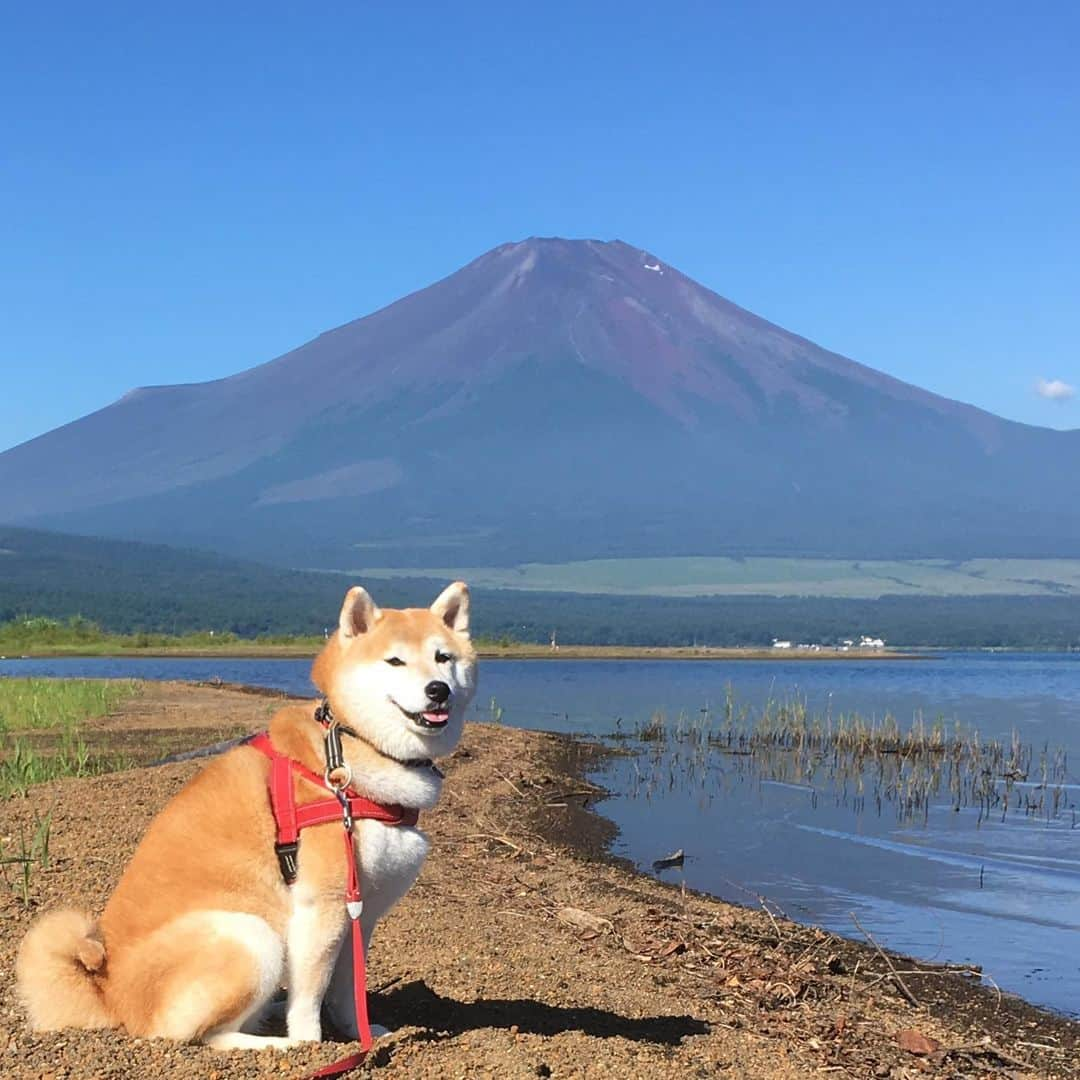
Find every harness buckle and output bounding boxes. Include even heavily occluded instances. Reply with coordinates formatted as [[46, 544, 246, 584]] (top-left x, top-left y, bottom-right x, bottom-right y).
[[274, 840, 300, 884]]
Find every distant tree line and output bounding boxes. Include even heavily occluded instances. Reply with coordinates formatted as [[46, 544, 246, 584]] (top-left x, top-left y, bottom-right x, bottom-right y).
[[2, 525, 1078, 648], [2, 585, 1080, 649]]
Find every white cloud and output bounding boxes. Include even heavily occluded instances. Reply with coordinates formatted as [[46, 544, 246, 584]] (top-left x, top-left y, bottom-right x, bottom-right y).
[[1035, 377, 1075, 402]]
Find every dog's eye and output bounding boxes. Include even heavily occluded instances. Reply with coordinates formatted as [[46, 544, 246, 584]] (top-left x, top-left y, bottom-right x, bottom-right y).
[[435, 650, 453, 664], [384, 657, 406, 667]]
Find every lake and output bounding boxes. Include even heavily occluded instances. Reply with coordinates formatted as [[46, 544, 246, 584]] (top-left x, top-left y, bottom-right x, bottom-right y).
[[2, 651, 1078, 1016]]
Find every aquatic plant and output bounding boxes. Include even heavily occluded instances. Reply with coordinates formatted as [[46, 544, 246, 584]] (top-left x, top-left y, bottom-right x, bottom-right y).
[[625, 690, 1073, 826]]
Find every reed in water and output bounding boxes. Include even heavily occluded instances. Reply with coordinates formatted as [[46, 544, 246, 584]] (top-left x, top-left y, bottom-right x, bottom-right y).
[[623, 689, 1073, 826]]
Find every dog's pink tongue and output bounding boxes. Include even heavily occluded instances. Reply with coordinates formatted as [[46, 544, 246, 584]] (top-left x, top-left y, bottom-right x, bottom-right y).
[[423, 711, 449, 725]]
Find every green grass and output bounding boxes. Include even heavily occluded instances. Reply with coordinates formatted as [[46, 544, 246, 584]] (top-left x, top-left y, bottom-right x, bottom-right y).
[[0, 616, 327, 656], [0, 807, 53, 905], [0, 614, 524, 656], [354, 556, 1080, 599], [0, 677, 140, 733], [0, 676, 140, 797], [0, 732, 134, 797]]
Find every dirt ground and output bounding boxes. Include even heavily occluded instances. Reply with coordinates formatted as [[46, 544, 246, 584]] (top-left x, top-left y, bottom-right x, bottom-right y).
[[1, 682, 1077, 1079]]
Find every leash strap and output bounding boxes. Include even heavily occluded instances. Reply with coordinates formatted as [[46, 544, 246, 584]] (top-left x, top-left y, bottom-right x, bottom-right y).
[[247, 727, 422, 1077], [343, 826, 373, 1051], [304, 1050, 369, 1079], [297, 827, 373, 1080]]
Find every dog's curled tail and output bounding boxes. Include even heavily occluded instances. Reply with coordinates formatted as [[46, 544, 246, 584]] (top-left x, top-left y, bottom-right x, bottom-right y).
[[16, 909, 114, 1031]]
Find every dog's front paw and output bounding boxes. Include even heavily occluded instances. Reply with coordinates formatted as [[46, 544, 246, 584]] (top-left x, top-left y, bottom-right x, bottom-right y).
[[286, 1010, 322, 1043]]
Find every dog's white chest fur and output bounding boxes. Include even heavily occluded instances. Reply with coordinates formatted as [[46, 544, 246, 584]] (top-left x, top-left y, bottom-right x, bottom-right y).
[[354, 819, 430, 917], [317, 819, 430, 1040]]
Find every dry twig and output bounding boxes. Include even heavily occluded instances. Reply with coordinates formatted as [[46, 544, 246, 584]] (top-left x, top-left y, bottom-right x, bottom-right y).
[[465, 832, 523, 855], [493, 769, 527, 798], [849, 911, 919, 1007], [758, 896, 786, 946]]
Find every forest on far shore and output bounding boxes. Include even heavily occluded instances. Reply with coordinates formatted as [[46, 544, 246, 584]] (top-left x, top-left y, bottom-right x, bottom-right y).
[[2, 525, 1078, 648], [4, 587, 1080, 650]]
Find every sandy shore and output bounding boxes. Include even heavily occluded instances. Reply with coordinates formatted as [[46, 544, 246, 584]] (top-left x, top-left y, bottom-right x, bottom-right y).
[[1, 683, 1076, 1078]]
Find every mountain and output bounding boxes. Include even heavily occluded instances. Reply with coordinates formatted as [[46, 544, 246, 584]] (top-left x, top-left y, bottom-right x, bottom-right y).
[[2, 237, 1079, 566]]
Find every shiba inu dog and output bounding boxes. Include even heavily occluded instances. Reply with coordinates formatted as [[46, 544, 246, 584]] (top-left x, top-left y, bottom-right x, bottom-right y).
[[16, 582, 477, 1051]]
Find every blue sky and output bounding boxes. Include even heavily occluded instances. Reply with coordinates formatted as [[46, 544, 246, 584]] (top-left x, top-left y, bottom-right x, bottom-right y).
[[3, 1, 1078, 451]]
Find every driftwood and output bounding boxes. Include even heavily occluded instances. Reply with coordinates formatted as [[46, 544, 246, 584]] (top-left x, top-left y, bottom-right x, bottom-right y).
[[652, 848, 685, 870], [556, 906, 615, 935]]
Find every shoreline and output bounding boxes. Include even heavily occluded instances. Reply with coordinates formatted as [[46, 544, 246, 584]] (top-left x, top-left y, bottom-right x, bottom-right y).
[[535, 726, 1080, 1046], [217, 681, 1080, 1044], [4, 644, 925, 661], [1, 680, 1076, 1078]]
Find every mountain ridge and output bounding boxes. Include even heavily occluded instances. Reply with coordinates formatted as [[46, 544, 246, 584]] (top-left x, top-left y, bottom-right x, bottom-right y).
[[2, 237, 1079, 566]]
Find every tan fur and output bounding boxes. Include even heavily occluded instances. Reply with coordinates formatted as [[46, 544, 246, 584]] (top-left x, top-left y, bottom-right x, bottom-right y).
[[16, 909, 112, 1030], [311, 604, 474, 698], [16, 585, 475, 1047]]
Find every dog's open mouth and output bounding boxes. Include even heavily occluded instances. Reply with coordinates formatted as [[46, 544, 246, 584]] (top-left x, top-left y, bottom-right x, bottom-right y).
[[392, 700, 451, 730]]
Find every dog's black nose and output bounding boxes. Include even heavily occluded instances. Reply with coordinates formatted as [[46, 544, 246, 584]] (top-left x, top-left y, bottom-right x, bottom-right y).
[[425, 680, 451, 705]]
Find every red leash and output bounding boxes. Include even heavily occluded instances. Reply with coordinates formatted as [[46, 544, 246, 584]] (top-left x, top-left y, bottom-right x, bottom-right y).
[[248, 729, 419, 1077]]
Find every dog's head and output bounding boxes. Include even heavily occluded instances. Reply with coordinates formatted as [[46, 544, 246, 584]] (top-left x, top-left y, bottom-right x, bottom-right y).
[[312, 581, 477, 763]]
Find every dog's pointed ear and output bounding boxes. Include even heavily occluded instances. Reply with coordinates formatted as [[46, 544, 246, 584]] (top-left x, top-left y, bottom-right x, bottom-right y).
[[431, 581, 470, 635], [339, 586, 380, 639]]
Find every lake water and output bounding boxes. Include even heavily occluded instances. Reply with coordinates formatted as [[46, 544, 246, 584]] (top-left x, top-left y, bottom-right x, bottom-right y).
[[3, 652, 1078, 1016]]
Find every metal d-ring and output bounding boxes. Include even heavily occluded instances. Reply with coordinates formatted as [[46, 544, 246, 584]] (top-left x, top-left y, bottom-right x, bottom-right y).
[[328, 768, 354, 831], [325, 761, 353, 792]]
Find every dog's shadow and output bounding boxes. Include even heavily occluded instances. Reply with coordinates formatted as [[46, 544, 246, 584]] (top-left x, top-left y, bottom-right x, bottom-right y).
[[337, 979, 709, 1046]]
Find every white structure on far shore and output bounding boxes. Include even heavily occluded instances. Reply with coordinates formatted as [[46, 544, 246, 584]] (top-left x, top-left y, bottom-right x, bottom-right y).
[[770, 635, 885, 651]]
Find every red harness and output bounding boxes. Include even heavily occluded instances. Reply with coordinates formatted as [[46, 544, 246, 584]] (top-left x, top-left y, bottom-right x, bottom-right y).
[[248, 729, 419, 1076]]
